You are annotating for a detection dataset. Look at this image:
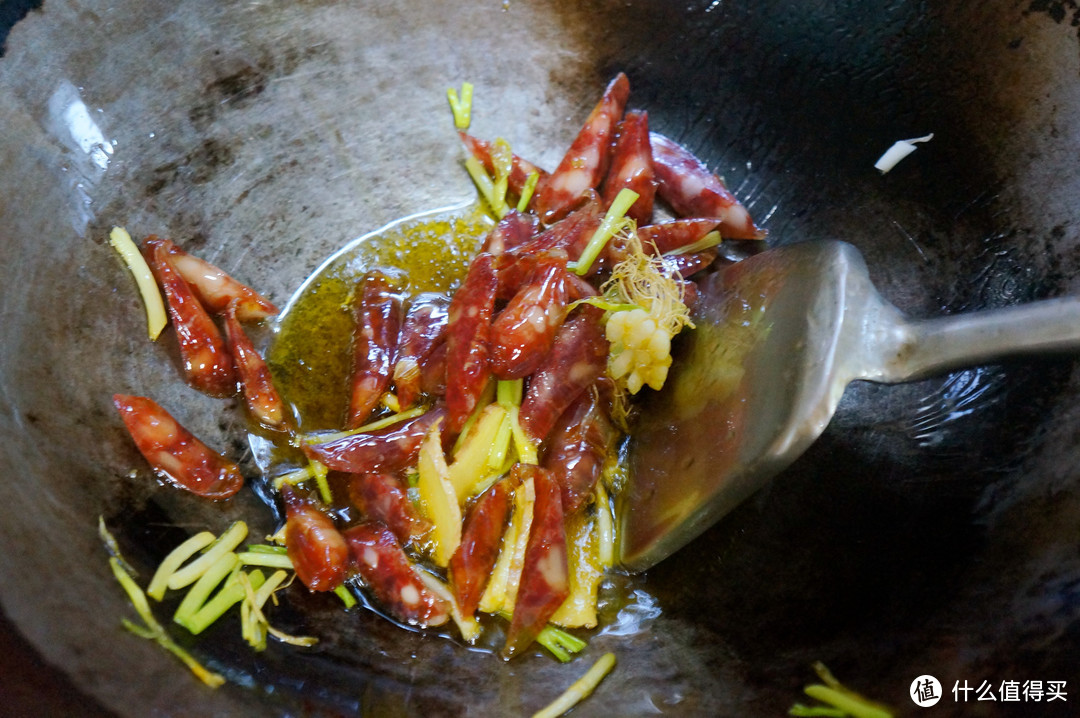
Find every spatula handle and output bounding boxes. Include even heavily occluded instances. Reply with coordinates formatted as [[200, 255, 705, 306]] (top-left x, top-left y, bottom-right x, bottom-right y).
[[885, 297, 1080, 382]]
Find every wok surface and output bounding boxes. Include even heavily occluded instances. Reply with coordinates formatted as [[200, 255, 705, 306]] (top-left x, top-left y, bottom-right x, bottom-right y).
[[1, 1, 1079, 715]]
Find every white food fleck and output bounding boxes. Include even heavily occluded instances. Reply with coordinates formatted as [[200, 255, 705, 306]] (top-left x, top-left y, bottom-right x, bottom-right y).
[[363, 547, 379, 568], [400, 583, 421, 606], [874, 133, 934, 174]]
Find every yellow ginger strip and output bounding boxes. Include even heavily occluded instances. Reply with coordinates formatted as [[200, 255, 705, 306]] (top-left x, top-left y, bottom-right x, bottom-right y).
[[479, 476, 535, 614], [448, 404, 507, 502], [550, 509, 602, 629], [532, 653, 617, 718], [595, 481, 616, 569], [413, 568, 481, 643], [417, 421, 461, 566], [109, 226, 168, 340], [380, 392, 401, 413]]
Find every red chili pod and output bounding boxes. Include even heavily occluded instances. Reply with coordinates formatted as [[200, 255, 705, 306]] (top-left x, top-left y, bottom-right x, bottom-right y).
[[531, 191, 604, 264], [649, 132, 765, 240], [458, 132, 549, 207], [534, 73, 630, 224], [144, 237, 236, 398], [345, 522, 450, 627], [419, 338, 448, 398], [490, 250, 570, 380], [519, 306, 608, 444], [680, 279, 701, 312], [542, 389, 618, 515], [163, 241, 278, 320], [113, 393, 243, 499], [347, 472, 431, 545], [445, 253, 498, 432], [479, 209, 538, 256], [637, 218, 720, 255], [502, 465, 569, 658], [223, 303, 286, 430], [282, 485, 349, 592], [600, 110, 656, 226], [448, 478, 514, 617], [564, 273, 600, 302], [495, 195, 602, 301], [392, 293, 449, 410], [669, 248, 719, 278], [347, 270, 403, 429], [303, 406, 446, 474]]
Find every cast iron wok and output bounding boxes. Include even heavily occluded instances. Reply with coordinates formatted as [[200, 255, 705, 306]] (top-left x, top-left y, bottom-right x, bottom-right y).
[[2, 1, 1079, 716]]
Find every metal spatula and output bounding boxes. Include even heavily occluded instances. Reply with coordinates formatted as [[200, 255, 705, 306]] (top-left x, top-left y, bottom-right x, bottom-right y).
[[617, 239, 1080, 571]]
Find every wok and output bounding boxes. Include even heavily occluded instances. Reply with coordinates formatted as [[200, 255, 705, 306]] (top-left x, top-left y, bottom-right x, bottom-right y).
[[2, 1, 1079, 715]]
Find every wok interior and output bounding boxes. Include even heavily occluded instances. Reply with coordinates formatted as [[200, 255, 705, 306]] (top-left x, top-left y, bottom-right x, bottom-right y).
[[2, 1, 1080, 715]]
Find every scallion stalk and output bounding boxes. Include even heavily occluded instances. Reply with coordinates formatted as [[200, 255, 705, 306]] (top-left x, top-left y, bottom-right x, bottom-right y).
[[517, 171, 540, 212], [507, 406, 538, 465], [447, 82, 474, 130], [147, 531, 216, 600], [301, 405, 427, 445], [244, 544, 288, 555], [173, 552, 240, 631], [801, 686, 892, 718], [108, 557, 225, 688], [571, 188, 639, 276], [166, 521, 248, 591], [486, 412, 514, 472], [569, 297, 640, 314], [662, 230, 722, 256], [185, 569, 267, 635], [465, 155, 509, 219], [531, 653, 617, 718], [236, 552, 295, 569], [98, 516, 137, 576], [311, 460, 333, 505], [789, 705, 847, 717], [497, 379, 523, 408], [499, 611, 587, 663], [334, 583, 358, 609]]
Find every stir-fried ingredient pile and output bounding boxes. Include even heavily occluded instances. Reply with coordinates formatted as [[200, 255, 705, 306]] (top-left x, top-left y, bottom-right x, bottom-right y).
[[106, 73, 764, 685]]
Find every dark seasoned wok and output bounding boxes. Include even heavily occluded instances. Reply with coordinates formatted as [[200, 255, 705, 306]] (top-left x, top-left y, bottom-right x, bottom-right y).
[[2, 1, 1079, 715]]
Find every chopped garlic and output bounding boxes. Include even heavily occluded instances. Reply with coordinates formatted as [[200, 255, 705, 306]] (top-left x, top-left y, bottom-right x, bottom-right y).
[[606, 308, 674, 393], [874, 133, 933, 174]]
